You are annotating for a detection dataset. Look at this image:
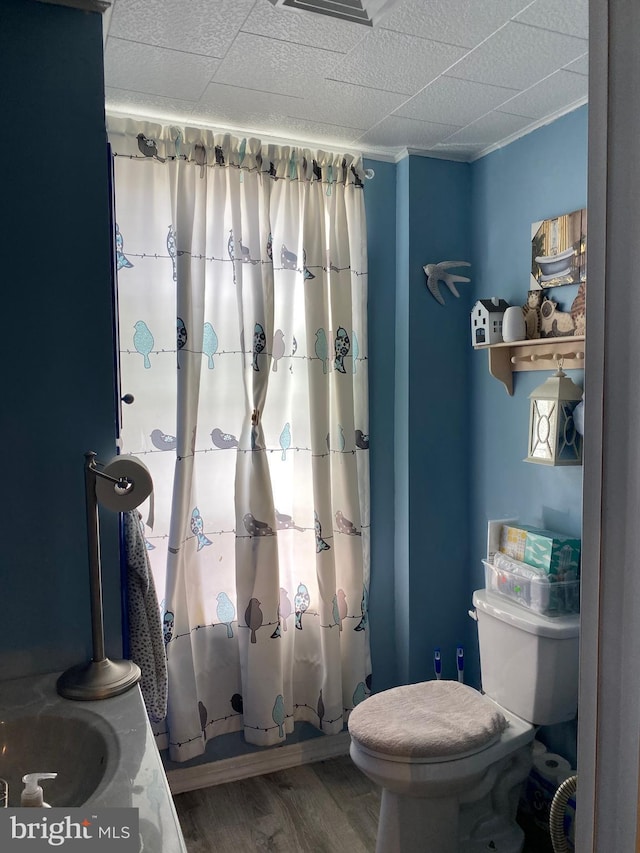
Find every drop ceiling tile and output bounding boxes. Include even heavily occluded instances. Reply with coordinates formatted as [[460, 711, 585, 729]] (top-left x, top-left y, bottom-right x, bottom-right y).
[[564, 53, 588, 76], [251, 116, 362, 148], [356, 115, 462, 150], [106, 87, 199, 119], [443, 111, 534, 145], [212, 31, 341, 98], [240, 1, 368, 52], [198, 81, 305, 119], [497, 69, 588, 119], [446, 22, 587, 90], [108, 0, 255, 57], [329, 28, 467, 95], [395, 77, 519, 126], [105, 38, 219, 101], [381, 0, 532, 48], [514, 0, 588, 41], [282, 80, 407, 130]]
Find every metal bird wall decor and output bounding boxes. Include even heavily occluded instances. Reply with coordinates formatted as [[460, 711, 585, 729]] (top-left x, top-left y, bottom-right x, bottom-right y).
[[424, 261, 471, 305]]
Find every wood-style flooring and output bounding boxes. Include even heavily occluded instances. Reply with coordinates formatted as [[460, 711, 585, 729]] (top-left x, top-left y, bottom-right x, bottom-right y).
[[173, 754, 380, 853], [173, 755, 554, 852]]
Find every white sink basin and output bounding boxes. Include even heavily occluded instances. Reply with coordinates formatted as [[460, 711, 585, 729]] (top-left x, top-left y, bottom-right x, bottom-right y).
[[0, 709, 118, 807]]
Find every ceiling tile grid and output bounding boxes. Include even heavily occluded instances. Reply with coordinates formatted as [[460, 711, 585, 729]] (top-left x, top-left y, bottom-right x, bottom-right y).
[[104, 0, 589, 161]]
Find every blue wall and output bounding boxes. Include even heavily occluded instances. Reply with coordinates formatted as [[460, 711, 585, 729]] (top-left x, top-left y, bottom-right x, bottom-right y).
[[1, 0, 119, 681], [366, 155, 472, 690], [465, 107, 587, 694]]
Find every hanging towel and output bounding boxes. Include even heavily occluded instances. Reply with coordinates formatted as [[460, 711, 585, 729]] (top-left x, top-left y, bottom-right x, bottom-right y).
[[124, 509, 168, 723]]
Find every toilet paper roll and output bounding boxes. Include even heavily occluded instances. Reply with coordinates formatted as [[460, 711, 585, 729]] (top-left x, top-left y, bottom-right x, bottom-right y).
[[532, 739, 547, 758], [95, 455, 153, 512], [533, 753, 572, 785]]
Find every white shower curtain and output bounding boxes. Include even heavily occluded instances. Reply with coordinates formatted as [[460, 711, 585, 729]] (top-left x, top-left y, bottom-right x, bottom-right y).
[[109, 118, 371, 762]]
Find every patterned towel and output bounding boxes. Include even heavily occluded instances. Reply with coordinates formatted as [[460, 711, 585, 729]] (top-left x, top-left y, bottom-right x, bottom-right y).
[[124, 509, 168, 723]]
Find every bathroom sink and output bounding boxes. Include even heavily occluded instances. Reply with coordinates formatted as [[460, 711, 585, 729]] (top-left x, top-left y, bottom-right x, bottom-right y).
[[0, 709, 118, 807]]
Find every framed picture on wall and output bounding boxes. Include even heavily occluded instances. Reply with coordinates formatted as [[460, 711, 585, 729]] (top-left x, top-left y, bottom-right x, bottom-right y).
[[531, 208, 587, 290]]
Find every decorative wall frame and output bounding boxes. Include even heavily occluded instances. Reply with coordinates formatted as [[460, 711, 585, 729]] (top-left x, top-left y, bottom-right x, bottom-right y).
[[531, 208, 587, 290]]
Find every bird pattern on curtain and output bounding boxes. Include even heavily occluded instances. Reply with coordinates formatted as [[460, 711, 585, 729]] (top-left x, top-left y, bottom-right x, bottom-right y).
[[110, 119, 371, 762]]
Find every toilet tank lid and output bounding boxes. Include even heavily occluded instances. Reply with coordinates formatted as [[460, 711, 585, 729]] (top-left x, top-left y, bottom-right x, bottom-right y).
[[473, 589, 579, 639]]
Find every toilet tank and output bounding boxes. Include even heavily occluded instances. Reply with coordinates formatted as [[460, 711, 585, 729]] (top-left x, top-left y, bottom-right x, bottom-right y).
[[473, 589, 579, 726]]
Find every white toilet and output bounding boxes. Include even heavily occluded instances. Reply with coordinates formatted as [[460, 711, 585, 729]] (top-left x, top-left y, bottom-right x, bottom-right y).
[[348, 589, 579, 853]]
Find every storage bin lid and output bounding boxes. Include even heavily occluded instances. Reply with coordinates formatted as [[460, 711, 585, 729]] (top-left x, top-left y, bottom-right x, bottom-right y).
[[473, 588, 579, 639]]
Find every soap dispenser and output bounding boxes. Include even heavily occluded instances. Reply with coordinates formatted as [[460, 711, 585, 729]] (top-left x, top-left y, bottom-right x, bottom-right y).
[[21, 773, 57, 807]]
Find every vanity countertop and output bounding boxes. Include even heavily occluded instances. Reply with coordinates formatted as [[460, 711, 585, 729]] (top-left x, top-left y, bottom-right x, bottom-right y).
[[0, 671, 187, 853]]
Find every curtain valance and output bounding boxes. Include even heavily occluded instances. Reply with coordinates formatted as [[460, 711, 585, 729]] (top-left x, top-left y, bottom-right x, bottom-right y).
[[107, 115, 365, 186]]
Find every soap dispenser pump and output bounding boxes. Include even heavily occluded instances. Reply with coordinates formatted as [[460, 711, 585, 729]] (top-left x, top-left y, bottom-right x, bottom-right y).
[[21, 773, 57, 807]]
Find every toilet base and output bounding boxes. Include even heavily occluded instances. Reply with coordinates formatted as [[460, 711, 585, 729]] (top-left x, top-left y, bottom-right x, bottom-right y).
[[375, 787, 525, 853], [377, 789, 459, 853], [362, 746, 532, 853]]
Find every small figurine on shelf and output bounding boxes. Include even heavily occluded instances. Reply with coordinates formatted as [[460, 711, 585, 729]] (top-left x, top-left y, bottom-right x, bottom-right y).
[[470, 297, 509, 346], [522, 289, 544, 339], [540, 297, 576, 338], [570, 281, 586, 336]]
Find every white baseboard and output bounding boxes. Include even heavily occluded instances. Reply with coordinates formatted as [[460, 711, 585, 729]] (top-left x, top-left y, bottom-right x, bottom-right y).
[[167, 731, 351, 795]]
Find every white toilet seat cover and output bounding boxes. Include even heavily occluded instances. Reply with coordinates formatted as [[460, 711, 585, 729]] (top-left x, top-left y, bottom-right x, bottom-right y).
[[348, 681, 508, 759]]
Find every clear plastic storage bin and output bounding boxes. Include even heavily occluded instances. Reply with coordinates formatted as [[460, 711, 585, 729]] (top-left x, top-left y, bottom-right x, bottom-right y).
[[483, 559, 580, 616]]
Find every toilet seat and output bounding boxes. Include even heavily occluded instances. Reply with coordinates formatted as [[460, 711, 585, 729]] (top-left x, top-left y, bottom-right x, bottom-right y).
[[348, 681, 509, 764]]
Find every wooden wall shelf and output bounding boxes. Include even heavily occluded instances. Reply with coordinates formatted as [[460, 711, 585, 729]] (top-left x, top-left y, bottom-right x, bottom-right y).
[[474, 335, 585, 396]]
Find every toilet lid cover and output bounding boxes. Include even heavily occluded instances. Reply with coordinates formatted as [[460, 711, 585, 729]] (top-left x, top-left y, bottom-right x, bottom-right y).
[[348, 681, 508, 759]]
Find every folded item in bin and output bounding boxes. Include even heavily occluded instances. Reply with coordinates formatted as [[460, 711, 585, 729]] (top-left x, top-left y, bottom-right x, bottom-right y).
[[494, 552, 548, 581], [494, 551, 578, 582]]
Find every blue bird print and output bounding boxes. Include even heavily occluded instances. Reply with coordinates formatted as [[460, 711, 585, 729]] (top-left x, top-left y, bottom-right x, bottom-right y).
[[315, 328, 328, 374], [352, 329, 359, 374], [167, 225, 177, 282], [337, 424, 346, 452], [354, 584, 369, 632], [202, 322, 218, 369], [333, 589, 348, 631], [272, 694, 286, 738], [314, 511, 331, 552], [190, 507, 212, 551], [115, 224, 133, 270], [302, 248, 315, 280], [294, 583, 310, 630], [334, 326, 351, 373], [266, 232, 273, 260], [177, 317, 187, 368], [253, 323, 266, 371], [353, 681, 367, 706], [134, 320, 154, 369], [279, 422, 291, 460], [216, 592, 236, 638]]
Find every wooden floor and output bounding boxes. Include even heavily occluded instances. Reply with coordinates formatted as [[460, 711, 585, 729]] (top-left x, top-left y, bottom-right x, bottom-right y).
[[173, 755, 554, 852], [173, 754, 381, 853]]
